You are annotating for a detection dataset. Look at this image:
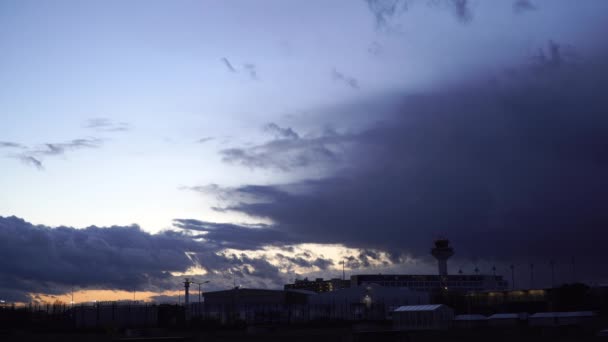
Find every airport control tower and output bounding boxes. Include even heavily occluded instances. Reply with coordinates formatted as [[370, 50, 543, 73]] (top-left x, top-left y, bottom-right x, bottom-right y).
[[431, 238, 454, 276]]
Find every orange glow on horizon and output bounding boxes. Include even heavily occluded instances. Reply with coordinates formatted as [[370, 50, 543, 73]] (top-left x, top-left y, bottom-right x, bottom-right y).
[[30, 289, 181, 305]]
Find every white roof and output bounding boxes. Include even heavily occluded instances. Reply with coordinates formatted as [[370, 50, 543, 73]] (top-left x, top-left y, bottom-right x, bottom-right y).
[[394, 304, 445, 312], [454, 314, 487, 321], [489, 313, 520, 319], [530, 311, 595, 318]]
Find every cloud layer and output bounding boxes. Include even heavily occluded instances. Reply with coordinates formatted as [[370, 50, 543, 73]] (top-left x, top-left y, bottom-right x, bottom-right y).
[[210, 44, 608, 283]]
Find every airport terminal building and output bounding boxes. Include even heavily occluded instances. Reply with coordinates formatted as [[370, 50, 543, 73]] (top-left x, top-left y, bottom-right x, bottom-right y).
[[350, 274, 508, 292]]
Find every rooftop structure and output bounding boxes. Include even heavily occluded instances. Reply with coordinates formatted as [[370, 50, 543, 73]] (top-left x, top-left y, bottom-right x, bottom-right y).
[[284, 277, 350, 293], [351, 274, 508, 292], [393, 304, 454, 331]]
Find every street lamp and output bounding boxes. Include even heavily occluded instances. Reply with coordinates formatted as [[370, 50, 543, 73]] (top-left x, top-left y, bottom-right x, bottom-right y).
[[192, 280, 210, 316]]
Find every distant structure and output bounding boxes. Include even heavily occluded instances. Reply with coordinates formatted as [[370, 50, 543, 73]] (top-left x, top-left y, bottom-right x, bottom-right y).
[[351, 274, 507, 292], [284, 239, 507, 294], [431, 238, 455, 276], [183, 278, 191, 305], [284, 278, 350, 293], [350, 239, 507, 292]]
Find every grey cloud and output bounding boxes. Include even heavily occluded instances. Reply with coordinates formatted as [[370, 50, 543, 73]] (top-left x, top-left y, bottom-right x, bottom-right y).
[[221, 57, 236, 72], [243, 63, 258, 80], [264, 123, 300, 140], [368, 41, 383, 56], [173, 218, 297, 250], [220, 126, 347, 171], [209, 46, 608, 284], [84, 118, 131, 132], [0, 141, 25, 149], [33, 138, 102, 156], [331, 68, 359, 89], [449, 0, 472, 23], [365, 0, 410, 29], [0, 216, 199, 301], [275, 253, 335, 270], [17, 155, 43, 170], [513, 0, 536, 14], [220, 58, 259, 81], [14, 138, 103, 169], [365, 0, 473, 28], [197, 137, 215, 144], [0, 216, 302, 302]]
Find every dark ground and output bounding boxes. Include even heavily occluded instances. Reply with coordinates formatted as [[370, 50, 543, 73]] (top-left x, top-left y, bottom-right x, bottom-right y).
[[1, 326, 606, 342]]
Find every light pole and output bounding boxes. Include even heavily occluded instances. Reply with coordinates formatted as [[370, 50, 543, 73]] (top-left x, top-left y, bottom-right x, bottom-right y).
[[550, 260, 555, 288], [530, 263, 534, 289], [510, 264, 515, 290], [192, 280, 210, 317]]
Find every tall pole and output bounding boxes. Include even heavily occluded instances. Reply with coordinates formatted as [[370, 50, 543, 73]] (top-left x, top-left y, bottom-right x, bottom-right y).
[[510, 264, 515, 290], [342, 259, 345, 281], [530, 263, 534, 289], [550, 260, 555, 288]]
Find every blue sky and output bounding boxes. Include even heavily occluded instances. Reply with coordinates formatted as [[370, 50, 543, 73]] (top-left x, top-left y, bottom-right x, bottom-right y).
[[2, 0, 608, 301], [3, 0, 604, 230]]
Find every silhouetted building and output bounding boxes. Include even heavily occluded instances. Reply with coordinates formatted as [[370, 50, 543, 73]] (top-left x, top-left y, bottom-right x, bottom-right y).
[[73, 303, 158, 329], [462, 289, 550, 314], [351, 274, 508, 293], [309, 283, 430, 321], [393, 304, 454, 331], [202, 288, 313, 324], [284, 277, 350, 293]]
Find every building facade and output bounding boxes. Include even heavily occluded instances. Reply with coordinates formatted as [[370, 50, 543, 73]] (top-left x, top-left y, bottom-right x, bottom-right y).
[[284, 278, 350, 293], [351, 274, 508, 292]]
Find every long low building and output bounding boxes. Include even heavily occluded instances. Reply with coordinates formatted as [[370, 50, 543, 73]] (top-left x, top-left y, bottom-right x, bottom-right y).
[[202, 288, 313, 324], [351, 274, 508, 292], [309, 283, 430, 321], [529, 311, 597, 327], [393, 304, 454, 331]]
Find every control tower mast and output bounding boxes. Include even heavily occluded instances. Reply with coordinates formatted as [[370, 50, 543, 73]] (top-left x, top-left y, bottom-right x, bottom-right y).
[[431, 238, 455, 276]]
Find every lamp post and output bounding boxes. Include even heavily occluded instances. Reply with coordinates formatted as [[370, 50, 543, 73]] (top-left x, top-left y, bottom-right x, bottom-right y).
[[530, 263, 534, 289], [510, 264, 515, 290], [192, 280, 210, 317], [550, 260, 555, 288]]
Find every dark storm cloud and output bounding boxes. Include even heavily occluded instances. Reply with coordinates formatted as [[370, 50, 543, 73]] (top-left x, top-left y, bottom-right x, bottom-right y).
[[210, 46, 608, 282], [84, 118, 131, 132], [0, 216, 294, 302], [331, 68, 359, 89], [513, 0, 536, 14], [0, 216, 195, 301], [173, 219, 297, 250], [220, 124, 347, 171]]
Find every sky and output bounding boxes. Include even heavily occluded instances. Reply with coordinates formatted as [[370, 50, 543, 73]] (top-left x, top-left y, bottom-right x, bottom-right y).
[[2, 0, 608, 303]]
